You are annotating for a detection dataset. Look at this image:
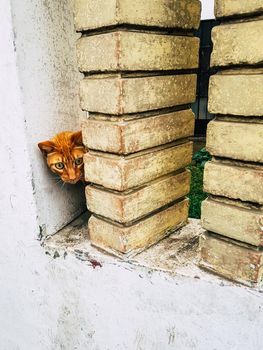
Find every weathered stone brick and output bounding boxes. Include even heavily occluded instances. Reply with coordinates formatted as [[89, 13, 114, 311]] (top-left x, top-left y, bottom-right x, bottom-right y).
[[208, 70, 263, 116], [204, 161, 263, 205], [200, 232, 263, 286], [77, 32, 199, 72], [206, 119, 263, 163], [88, 199, 189, 257], [80, 74, 197, 114], [203, 0, 263, 287], [201, 198, 263, 247], [74, 0, 201, 31], [84, 141, 193, 191], [215, 0, 263, 18], [86, 170, 190, 223], [82, 109, 194, 154], [211, 20, 263, 67]]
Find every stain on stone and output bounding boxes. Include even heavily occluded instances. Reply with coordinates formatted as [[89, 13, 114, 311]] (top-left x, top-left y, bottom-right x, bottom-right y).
[[167, 327, 176, 345], [53, 251, 60, 259], [12, 31, 17, 52], [38, 224, 46, 241], [176, 235, 199, 254], [74, 249, 83, 255], [31, 177, 36, 192], [87, 331, 95, 338], [88, 259, 102, 269]]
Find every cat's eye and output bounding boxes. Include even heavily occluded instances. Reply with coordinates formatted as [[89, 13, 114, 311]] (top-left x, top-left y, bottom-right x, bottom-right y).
[[75, 157, 83, 166], [55, 162, 64, 170]]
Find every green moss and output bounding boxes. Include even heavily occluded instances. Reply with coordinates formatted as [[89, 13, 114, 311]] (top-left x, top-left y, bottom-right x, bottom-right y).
[[187, 164, 207, 219], [187, 148, 211, 219]]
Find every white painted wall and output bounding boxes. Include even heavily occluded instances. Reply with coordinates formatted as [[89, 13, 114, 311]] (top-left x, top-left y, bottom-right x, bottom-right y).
[[9, 0, 86, 237], [201, 0, 215, 20], [0, 0, 39, 240], [1, 236, 263, 350]]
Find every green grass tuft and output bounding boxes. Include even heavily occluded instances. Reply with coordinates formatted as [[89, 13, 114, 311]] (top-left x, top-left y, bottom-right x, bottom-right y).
[[187, 164, 207, 219], [187, 148, 211, 219]]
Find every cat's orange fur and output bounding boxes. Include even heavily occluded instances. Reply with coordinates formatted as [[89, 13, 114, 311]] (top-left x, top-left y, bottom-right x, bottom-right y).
[[38, 131, 86, 184]]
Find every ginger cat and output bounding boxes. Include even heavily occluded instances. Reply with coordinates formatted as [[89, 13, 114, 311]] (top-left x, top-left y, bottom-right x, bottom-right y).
[[38, 131, 86, 184]]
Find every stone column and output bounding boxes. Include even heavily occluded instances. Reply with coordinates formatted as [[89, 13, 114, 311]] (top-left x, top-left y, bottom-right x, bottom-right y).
[[200, 0, 263, 286], [74, 0, 201, 258]]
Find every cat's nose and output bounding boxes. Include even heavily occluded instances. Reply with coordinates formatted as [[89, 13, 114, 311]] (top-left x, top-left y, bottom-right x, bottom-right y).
[[68, 169, 76, 180]]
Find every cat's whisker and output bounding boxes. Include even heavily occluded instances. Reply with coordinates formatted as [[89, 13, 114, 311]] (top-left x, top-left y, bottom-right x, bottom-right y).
[[46, 175, 60, 181], [51, 178, 60, 182], [46, 179, 61, 186]]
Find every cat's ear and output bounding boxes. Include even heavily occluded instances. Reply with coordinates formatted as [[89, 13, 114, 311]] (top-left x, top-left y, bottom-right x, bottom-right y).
[[38, 140, 56, 156], [71, 131, 83, 146]]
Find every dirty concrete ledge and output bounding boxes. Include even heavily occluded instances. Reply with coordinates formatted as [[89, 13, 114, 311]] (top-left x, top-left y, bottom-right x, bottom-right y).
[[43, 212, 263, 291]]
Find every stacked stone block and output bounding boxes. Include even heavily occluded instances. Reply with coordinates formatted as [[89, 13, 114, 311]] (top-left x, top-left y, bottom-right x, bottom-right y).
[[74, 0, 201, 257], [200, 1, 263, 286]]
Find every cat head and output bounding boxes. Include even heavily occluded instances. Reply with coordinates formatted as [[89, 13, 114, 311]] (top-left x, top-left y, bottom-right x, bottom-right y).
[[38, 131, 86, 184]]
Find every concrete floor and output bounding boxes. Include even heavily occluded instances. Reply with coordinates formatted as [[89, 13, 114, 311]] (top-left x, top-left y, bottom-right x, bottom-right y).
[[43, 212, 263, 287], [42, 213, 263, 350], [44, 213, 204, 278]]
